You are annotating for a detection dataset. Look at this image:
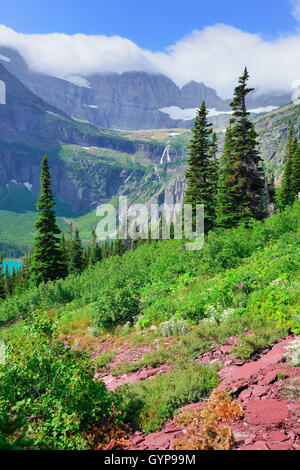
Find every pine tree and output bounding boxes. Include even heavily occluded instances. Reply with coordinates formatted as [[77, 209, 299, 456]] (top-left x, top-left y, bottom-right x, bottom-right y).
[[22, 249, 30, 280], [0, 256, 5, 299], [277, 125, 297, 208], [4, 265, 12, 296], [216, 127, 240, 227], [88, 230, 102, 265], [291, 140, 300, 200], [31, 156, 65, 285], [268, 173, 276, 206], [216, 68, 265, 227], [209, 131, 219, 188], [184, 101, 216, 232], [113, 238, 126, 256], [102, 240, 111, 259], [59, 233, 69, 278], [69, 228, 84, 273]]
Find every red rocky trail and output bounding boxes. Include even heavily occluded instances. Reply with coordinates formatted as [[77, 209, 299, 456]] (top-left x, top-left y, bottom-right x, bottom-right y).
[[99, 335, 299, 451]]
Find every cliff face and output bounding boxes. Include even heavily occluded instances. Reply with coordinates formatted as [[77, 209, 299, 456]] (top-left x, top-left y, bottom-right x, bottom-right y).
[[0, 63, 178, 214], [254, 103, 300, 173], [1, 47, 290, 131]]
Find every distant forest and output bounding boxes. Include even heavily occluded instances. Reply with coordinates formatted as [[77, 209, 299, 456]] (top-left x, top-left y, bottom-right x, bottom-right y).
[[0, 242, 26, 259]]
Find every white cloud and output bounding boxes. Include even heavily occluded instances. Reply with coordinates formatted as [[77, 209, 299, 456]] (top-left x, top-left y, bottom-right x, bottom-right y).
[[1, 14, 300, 98], [291, 0, 300, 21]]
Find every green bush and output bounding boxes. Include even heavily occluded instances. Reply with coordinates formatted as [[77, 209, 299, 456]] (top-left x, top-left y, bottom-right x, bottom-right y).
[[0, 202, 299, 332], [92, 287, 141, 330], [120, 362, 220, 433], [0, 310, 117, 449], [94, 351, 116, 368]]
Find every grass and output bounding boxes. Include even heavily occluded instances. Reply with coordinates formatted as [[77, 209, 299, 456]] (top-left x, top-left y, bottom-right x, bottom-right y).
[[94, 351, 116, 368], [231, 327, 285, 360], [120, 362, 220, 433]]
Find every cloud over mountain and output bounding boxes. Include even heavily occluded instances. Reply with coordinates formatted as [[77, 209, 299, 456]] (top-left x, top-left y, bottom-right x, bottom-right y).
[[1, 3, 300, 98]]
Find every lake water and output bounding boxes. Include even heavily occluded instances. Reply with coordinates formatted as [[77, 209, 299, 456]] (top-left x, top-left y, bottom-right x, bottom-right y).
[[2, 260, 23, 274]]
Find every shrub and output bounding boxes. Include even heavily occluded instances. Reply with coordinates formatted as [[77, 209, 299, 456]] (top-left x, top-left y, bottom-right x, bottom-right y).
[[0, 310, 117, 450], [284, 338, 300, 366], [92, 287, 141, 330], [120, 362, 220, 433], [173, 390, 243, 450], [159, 319, 190, 337], [94, 351, 116, 368], [232, 327, 285, 360]]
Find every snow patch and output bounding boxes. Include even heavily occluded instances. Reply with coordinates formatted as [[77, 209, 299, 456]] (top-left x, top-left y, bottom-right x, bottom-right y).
[[65, 76, 91, 88], [248, 105, 278, 114], [0, 54, 11, 62], [160, 105, 278, 121], [46, 110, 62, 118], [292, 87, 300, 104], [23, 182, 32, 192]]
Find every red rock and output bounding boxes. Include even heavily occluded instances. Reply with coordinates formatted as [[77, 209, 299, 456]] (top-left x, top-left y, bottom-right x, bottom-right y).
[[163, 425, 182, 433], [242, 440, 269, 450], [239, 388, 252, 401], [267, 430, 288, 442], [105, 440, 117, 450], [201, 356, 211, 365], [263, 430, 288, 443], [251, 385, 269, 397], [258, 371, 278, 386], [220, 345, 233, 354], [268, 442, 292, 450], [131, 436, 145, 446], [224, 360, 234, 366], [245, 399, 290, 426]]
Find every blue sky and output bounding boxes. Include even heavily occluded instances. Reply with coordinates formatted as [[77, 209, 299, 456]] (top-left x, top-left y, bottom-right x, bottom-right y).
[[0, 0, 298, 50], [0, 0, 300, 95]]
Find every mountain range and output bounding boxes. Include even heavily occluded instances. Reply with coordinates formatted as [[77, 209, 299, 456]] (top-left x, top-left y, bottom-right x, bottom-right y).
[[0, 48, 299, 249], [0, 46, 292, 130]]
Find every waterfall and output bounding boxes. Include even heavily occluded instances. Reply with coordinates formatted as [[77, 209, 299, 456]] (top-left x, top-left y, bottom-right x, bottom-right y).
[[160, 144, 171, 164], [154, 165, 161, 182]]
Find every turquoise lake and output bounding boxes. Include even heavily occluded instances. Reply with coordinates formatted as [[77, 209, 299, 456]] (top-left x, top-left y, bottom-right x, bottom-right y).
[[2, 260, 23, 274]]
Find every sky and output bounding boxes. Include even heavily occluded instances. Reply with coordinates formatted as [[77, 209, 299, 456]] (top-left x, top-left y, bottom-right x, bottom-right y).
[[0, 0, 298, 50], [0, 0, 300, 97]]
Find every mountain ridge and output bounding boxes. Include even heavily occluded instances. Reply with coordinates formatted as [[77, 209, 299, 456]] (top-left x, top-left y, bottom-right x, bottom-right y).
[[0, 47, 292, 130]]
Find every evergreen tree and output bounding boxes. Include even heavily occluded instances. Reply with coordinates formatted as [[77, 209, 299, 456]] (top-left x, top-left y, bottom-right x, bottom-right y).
[[216, 127, 240, 227], [277, 125, 297, 208], [59, 233, 69, 278], [113, 238, 126, 256], [31, 156, 65, 285], [22, 249, 30, 281], [216, 68, 265, 227], [4, 265, 12, 296], [0, 256, 5, 299], [69, 228, 84, 273], [184, 101, 216, 232], [291, 140, 300, 200], [88, 230, 102, 265], [102, 240, 111, 259], [209, 131, 219, 188], [268, 173, 276, 206]]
